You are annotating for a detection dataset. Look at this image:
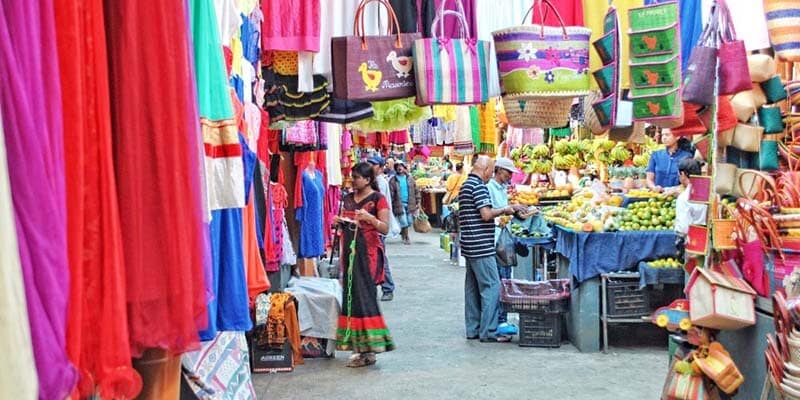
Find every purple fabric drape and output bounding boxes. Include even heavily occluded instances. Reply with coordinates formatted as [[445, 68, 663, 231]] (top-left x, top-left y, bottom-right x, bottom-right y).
[[0, 0, 77, 398]]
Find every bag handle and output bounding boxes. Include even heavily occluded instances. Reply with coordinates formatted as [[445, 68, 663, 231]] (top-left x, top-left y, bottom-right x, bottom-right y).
[[433, 0, 469, 39], [432, 11, 471, 39], [521, 0, 569, 39], [353, 0, 404, 50], [714, 0, 739, 43]]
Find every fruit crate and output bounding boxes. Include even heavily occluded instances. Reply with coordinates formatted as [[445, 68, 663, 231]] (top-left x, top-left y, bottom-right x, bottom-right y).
[[500, 279, 570, 313], [606, 278, 650, 317], [518, 311, 562, 348]]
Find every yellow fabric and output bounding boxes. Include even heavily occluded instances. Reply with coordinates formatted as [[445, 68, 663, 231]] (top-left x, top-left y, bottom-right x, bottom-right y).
[[583, 0, 643, 90], [273, 51, 299, 75], [231, 36, 244, 77], [432, 105, 457, 122], [479, 100, 498, 155], [443, 173, 468, 204]]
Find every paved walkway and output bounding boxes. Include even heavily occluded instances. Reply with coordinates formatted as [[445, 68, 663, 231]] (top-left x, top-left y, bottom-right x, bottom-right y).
[[254, 231, 668, 399]]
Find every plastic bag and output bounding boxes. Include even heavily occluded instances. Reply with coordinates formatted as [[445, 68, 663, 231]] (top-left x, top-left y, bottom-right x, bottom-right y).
[[496, 226, 517, 267]]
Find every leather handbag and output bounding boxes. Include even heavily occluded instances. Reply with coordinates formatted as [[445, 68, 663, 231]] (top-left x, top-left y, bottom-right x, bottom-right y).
[[758, 105, 785, 133], [731, 123, 764, 152], [331, 0, 421, 101], [716, 0, 752, 96]]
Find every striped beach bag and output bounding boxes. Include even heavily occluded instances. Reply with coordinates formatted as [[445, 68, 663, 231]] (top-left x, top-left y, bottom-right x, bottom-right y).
[[765, 0, 800, 61], [412, 2, 495, 105], [491, 0, 591, 98]]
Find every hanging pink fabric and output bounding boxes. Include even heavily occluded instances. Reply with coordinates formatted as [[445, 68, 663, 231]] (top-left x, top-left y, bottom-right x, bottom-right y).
[[0, 0, 78, 397]]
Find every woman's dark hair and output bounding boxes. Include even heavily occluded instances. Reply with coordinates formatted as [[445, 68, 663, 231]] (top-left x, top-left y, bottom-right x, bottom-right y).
[[678, 157, 702, 177], [677, 137, 694, 153], [455, 162, 464, 172], [352, 162, 379, 191]]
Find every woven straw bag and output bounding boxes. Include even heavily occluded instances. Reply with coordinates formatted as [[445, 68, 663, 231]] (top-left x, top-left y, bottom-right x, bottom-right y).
[[503, 95, 572, 128], [583, 91, 605, 134]]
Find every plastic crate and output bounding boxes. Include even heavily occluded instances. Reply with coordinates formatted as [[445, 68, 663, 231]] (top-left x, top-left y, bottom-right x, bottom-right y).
[[518, 312, 562, 348], [500, 279, 570, 313], [606, 279, 650, 317]]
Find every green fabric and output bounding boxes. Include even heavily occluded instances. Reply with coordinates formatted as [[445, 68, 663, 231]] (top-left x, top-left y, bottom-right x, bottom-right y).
[[470, 106, 480, 146], [350, 97, 432, 133], [190, 0, 233, 120]]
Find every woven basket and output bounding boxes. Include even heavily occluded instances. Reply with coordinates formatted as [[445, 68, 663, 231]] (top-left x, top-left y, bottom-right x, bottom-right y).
[[712, 219, 737, 250], [503, 95, 573, 128], [764, 0, 800, 62]]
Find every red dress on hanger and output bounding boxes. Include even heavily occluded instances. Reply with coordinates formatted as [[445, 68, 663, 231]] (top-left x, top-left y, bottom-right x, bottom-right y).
[[104, 0, 209, 357], [54, 0, 141, 397]]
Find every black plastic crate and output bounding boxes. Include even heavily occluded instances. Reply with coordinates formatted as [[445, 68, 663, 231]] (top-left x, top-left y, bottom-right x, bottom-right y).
[[606, 279, 650, 317], [503, 298, 569, 313], [518, 312, 562, 348]]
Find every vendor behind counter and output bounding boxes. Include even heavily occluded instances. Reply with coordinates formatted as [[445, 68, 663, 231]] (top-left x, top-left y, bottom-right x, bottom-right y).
[[646, 129, 693, 193]]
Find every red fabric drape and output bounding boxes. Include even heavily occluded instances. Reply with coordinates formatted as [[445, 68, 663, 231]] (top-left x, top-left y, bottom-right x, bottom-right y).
[[54, 0, 141, 397], [104, 0, 208, 357]]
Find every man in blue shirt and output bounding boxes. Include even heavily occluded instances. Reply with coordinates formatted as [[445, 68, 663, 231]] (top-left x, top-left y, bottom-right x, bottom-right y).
[[646, 129, 693, 192]]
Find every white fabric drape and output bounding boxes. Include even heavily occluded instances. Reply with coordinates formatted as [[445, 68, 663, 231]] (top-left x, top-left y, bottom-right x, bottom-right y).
[[0, 110, 39, 399], [700, 0, 770, 51]]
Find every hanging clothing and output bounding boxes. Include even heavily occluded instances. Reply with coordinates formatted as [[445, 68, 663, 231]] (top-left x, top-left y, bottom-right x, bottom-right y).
[[336, 192, 396, 354], [244, 189, 270, 303], [193, 0, 245, 211], [478, 101, 498, 154], [261, 0, 320, 51], [105, 0, 209, 357], [266, 182, 289, 272], [325, 123, 344, 186], [296, 169, 327, 258], [0, 0, 78, 397], [390, 0, 420, 33], [267, 293, 304, 365], [432, 0, 477, 39], [0, 110, 38, 399], [54, 0, 141, 397]]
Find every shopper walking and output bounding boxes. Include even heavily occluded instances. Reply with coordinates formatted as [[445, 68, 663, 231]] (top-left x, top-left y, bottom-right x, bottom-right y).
[[458, 155, 525, 342], [335, 162, 395, 367], [368, 156, 397, 302], [487, 157, 521, 336], [389, 160, 420, 245]]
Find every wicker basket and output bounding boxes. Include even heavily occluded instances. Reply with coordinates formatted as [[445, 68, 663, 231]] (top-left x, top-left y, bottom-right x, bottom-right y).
[[503, 95, 573, 128]]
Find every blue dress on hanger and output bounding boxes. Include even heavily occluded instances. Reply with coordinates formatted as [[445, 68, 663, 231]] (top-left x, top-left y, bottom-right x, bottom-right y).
[[296, 169, 326, 258]]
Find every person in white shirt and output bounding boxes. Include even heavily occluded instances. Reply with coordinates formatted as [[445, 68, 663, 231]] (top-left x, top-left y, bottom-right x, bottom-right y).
[[674, 158, 708, 261]]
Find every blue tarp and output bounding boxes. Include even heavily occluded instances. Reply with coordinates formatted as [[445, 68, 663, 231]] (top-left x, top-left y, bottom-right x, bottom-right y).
[[554, 226, 677, 283]]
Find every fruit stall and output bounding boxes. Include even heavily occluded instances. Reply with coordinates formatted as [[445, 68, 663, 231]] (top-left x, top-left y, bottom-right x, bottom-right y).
[[412, 163, 447, 227]]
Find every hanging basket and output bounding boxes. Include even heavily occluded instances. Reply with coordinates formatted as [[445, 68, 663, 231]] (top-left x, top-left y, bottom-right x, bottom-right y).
[[502, 95, 573, 128]]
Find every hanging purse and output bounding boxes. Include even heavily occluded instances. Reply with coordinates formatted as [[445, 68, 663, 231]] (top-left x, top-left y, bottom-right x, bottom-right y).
[[748, 54, 778, 83], [716, 0, 752, 96], [731, 123, 764, 152], [758, 105, 785, 133], [761, 75, 788, 103], [331, 0, 421, 101], [714, 163, 737, 195], [759, 139, 780, 171], [413, 1, 495, 105], [682, 3, 719, 106]]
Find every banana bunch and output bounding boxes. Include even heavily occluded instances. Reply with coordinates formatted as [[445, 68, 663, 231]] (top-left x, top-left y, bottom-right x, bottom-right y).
[[610, 145, 631, 163], [592, 139, 616, 152], [633, 153, 650, 167], [553, 154, 582, 170], [553, 140, 570, 154], [531, 144, 549, 159]]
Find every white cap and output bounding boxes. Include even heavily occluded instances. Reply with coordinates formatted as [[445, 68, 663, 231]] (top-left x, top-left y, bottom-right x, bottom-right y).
[[494, 157, 519, 174]]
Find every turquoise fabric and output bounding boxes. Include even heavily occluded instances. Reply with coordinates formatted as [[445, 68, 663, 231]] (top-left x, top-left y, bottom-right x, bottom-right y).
[[398, 175, 409, 204], [190, 0, 234, 120]]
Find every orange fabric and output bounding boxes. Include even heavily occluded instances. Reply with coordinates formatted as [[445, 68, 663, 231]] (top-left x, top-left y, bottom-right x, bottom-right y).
[[132, 349, 181, 400], [244, 191, 269, 304], [267, 293, 304, 365]]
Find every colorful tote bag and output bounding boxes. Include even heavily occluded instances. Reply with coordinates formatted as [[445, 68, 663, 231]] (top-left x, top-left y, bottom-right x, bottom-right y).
[[331, 0, 421, 101], [413, 2, 494, 105], [492, 0, 591, 98], [627, 1, 682, 126]]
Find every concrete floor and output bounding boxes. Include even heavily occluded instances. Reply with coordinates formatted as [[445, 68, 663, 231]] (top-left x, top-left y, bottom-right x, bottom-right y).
[[254, 231, 669, 399]]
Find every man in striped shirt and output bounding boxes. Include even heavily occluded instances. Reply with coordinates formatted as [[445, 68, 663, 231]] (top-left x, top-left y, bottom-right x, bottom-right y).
[[458, 156, 526, 342]]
